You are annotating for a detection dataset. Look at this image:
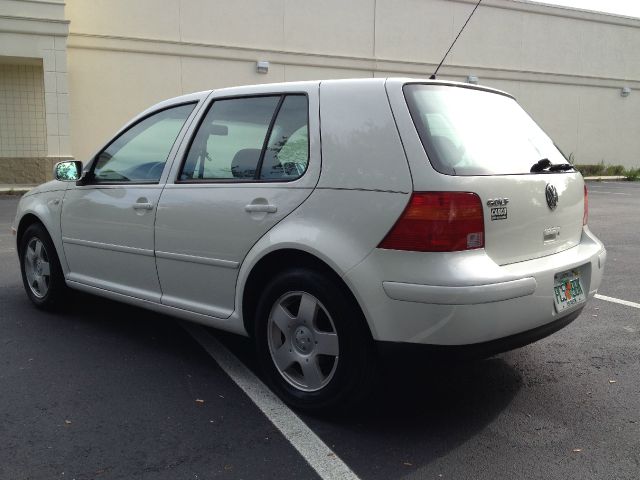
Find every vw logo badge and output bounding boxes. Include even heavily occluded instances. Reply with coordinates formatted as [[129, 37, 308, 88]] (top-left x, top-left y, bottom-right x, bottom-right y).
[[545, 184, 559, 210]]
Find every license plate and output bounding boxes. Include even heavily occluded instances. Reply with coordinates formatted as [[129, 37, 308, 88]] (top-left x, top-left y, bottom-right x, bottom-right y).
[[553, 269, 586, 312]]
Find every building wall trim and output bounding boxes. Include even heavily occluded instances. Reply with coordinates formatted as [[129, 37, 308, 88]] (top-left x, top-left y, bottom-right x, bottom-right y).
[[67, 32, 640, 90], [0, 15, 69, 37], [0, 15, 68, 24]]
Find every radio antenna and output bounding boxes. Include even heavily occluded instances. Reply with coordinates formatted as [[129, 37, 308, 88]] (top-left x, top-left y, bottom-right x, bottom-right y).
[[430, 0, 483, 79]]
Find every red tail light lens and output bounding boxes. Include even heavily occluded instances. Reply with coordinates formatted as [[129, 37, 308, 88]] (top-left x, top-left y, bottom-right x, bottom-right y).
[[583, 184, 588, 225], [378, 192, 485, 252]]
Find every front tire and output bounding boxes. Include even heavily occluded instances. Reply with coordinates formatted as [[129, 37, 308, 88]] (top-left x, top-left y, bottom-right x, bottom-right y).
[[254, 268, 376, 412], [19, 223, 67, 310]]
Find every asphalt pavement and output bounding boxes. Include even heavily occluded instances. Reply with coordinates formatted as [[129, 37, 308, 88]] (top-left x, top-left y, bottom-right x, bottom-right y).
[[0, 181, 638, 480], [0, 198, 316, 479]]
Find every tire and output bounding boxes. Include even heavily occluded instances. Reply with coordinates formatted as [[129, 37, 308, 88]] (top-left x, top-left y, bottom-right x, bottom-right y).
[[19, 223, 67, 311], [254, 267, 376, 413]]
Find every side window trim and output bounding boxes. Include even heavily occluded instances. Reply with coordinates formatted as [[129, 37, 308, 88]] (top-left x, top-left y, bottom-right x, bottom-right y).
[[83, 101, 198, 186], [254, 95, 285, 180], [175, 92, 309, 185], [259, 95, 310, 181]]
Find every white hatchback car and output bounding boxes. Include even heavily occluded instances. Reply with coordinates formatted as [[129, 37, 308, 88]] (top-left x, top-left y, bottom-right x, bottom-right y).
[[13, 78, 606, 411]]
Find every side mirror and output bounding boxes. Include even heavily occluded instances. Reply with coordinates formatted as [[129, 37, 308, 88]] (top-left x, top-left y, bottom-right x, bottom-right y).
[[54, 160, 83, 182]]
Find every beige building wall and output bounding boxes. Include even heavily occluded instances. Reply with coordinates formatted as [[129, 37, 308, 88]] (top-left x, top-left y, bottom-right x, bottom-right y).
[[35, 0, 640, 169], [0, 63, 46, 157], [0, 0, 71, 183]]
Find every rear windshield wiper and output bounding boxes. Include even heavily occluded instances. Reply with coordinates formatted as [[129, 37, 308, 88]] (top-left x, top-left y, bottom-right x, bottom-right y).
[[530, 158, 575, 173], [548, 163, 574, 172]]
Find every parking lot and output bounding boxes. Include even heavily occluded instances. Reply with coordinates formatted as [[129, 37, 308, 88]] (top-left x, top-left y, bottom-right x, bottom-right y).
[[1, 181, 638, 480]]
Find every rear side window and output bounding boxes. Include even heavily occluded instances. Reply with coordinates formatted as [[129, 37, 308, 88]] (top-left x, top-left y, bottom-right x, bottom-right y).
[[180, 94, 309, 182], [404, 84, 568, 176], [260, 95, 309, 180]]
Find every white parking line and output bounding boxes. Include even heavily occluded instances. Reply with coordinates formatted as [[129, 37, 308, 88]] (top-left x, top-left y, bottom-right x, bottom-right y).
[[595, 294, 640, 309], [181, 322, 361, 480]]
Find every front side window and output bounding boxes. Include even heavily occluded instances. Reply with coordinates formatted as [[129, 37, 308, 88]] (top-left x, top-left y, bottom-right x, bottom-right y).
[[404, 84, 567, 176], [180, 94, 309, 182], [93, 103, 195, 183]]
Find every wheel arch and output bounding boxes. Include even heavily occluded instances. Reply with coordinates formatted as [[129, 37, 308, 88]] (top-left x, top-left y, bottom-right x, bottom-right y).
[[15, 194, 69, 275], [16, 213, 67, 272], [16, 213, 43, 246], [240, 248, 372, 341]]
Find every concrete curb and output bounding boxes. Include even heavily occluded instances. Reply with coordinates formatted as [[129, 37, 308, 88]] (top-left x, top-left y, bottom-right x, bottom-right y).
[[0, 185, 35, 195], [584, 176, 628, 181]]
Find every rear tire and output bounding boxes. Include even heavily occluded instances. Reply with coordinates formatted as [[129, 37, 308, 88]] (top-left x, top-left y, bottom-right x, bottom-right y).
[[254, 267, 376, 413], [19, 223, 67, 311]]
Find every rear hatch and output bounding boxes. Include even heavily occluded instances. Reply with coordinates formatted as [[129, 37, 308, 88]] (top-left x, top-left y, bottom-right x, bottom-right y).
[[403, 83, 585, 266]]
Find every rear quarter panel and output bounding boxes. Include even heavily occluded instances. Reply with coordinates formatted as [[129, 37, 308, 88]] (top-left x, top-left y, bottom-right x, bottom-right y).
[[317, 79, 412, 192], [234, 188, 410, 326]]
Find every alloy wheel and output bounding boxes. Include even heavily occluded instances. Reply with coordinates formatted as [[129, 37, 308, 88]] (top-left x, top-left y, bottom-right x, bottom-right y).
[[23, 237, 51, 299], [267, 291, 340, 392]]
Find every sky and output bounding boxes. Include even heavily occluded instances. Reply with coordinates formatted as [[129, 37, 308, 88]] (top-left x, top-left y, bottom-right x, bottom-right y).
[[525, 0, 640, 18]]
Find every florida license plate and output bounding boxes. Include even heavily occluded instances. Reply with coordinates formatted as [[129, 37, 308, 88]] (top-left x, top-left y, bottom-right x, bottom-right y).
[[553, 269, 586, 312]]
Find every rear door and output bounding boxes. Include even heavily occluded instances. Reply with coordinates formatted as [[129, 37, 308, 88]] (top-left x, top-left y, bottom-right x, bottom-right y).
[[155, 84, 320, 318], [391, 81, 585, 266]]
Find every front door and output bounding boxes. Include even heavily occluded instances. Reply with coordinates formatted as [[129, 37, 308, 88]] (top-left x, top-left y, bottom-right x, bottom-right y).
[[61, 102, 197, 302], [155, 86, 320, 318]]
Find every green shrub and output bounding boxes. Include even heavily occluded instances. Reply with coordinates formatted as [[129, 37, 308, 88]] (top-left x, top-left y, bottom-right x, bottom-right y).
[[604, 165, 625, 175], [626, 168, 640, 181], [575, 164, 605, 176], [574, 163, 635, 178]]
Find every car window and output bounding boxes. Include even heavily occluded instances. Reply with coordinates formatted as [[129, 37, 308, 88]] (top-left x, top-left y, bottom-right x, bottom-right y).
[[260, 95, 309, 180], [404, 84, 567, 175], [180, 94, 309, 182], [180, 96, 280, 181], [93, 103, 195, 183]]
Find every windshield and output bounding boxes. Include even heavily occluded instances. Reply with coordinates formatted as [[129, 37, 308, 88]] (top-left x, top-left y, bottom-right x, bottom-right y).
[[404, 84, 569, 175]]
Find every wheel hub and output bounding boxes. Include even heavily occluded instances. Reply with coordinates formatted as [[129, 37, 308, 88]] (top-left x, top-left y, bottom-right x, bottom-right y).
[[293, 325, 314, 354]]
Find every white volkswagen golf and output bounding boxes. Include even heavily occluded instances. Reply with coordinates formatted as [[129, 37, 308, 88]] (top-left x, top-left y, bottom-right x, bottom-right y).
[[13, 78, 606, 411]]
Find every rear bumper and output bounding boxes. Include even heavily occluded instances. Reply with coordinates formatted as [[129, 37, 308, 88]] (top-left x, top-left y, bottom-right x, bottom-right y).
[[376, 307, 583, 360], [344, 227, 605, 345]]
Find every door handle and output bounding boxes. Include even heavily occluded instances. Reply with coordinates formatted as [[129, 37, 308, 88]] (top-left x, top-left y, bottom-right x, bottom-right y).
[[133, 202, 154, 210], [244, 204, 277, 213]]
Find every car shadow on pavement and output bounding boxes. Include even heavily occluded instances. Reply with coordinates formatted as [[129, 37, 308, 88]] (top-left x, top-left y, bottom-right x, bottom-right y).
[[61, 290, 207, 360], [203, 317, 525, 477], [64, 292, 523, 477], [301, 351, 524, 477]]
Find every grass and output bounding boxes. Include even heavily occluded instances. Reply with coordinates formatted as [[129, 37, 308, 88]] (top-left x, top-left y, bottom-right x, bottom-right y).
[[574, 162, 640, 181], [625, 168, 640, 181]]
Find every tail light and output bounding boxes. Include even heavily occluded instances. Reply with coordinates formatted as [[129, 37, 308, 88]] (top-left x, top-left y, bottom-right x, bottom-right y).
[[583, 184, 589, 225], [378, 192, 485, 252]]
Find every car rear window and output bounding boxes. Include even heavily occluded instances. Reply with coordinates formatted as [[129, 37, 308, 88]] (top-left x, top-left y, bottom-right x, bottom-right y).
[[403, 84, 569, 176]]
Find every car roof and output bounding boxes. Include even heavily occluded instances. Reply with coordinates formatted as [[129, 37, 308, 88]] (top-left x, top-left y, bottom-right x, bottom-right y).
[[152, 78, 512, 111]]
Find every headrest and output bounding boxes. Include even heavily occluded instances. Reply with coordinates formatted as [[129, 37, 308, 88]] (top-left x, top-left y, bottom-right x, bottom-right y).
[[231, 148, 261, 178]]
